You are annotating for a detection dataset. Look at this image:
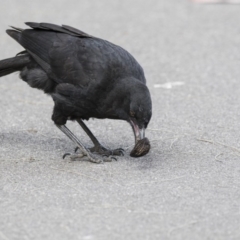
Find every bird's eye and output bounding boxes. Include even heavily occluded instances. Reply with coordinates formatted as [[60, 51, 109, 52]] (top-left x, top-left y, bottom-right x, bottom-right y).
[[130, 111, 135, 117]]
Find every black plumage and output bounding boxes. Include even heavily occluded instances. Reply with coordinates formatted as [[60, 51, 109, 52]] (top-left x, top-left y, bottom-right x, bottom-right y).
[[0, 22, 152, 163]]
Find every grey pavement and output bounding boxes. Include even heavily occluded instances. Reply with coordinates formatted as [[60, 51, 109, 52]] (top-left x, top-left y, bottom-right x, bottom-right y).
[[1, 0, 240, 239]]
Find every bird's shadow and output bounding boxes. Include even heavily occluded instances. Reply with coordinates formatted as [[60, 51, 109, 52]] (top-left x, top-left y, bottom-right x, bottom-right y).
[[0, 130, 70, 154], [1, 130, 165, 168]]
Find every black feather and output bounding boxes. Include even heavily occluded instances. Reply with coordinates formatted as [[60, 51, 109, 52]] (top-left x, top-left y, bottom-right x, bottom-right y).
[[25, 22, 49, 30], [62, 24, 92, 38]]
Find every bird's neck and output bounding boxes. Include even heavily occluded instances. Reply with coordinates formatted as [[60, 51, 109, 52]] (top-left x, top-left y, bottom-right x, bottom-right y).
[[99, 77, 145, 120]]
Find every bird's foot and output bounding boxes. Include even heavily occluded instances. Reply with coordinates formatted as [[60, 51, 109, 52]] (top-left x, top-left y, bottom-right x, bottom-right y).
[[63, 146, 119, 163], [90, 145, 124, 157], [76, 145, 124, 157], [63, 150, 103, 164]]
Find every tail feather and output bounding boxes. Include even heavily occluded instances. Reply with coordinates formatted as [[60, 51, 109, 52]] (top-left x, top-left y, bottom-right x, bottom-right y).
[[0, 54, 31, 77], [9, 26, 23, 32], [0, 68, 18, 77], [6, 29, 21, 42]]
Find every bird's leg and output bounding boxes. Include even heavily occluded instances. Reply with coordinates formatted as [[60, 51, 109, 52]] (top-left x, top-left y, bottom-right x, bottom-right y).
[[56, 124, 102, 163], [76, 119, 124, 157]]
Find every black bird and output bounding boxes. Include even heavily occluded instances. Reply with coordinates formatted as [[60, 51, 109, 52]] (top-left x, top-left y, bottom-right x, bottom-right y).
[[0, 22, 152, 163]]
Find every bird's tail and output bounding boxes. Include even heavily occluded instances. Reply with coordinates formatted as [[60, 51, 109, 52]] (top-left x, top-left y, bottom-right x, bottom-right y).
[[0, 53, 31, 77]]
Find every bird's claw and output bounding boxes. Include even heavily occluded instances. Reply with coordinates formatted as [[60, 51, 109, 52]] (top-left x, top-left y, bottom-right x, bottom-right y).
[[63, 152, 71, 159], [74, 146, 79, 153], [113, 148, 124, 156]]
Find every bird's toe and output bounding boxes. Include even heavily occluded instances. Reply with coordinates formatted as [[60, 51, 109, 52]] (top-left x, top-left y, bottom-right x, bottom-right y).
[[103, 155, 117, 162], [63, 151, 102, 164], [112, 148, 125, 156], [62, 152, 85, 161], [89, 145, 124, 157]]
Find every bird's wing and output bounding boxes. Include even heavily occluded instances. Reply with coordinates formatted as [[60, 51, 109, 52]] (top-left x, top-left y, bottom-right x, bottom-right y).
[[8, 23, 97, 85], [8, 22, 144, 86]]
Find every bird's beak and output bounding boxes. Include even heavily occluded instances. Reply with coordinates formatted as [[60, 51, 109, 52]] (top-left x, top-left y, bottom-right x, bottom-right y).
[[130, 119, 145, 144]]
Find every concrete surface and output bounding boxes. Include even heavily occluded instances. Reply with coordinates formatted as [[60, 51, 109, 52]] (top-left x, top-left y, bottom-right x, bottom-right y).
[[1, 0, 240, 239]]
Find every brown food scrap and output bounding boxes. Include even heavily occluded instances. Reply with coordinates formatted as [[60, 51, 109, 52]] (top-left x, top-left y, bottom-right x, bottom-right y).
[[130, 137, 151, 157]]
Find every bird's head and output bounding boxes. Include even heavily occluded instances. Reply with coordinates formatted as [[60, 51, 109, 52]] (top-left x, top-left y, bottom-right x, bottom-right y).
[[111, 77, 152, 157], [128, 82, 152, 145]]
